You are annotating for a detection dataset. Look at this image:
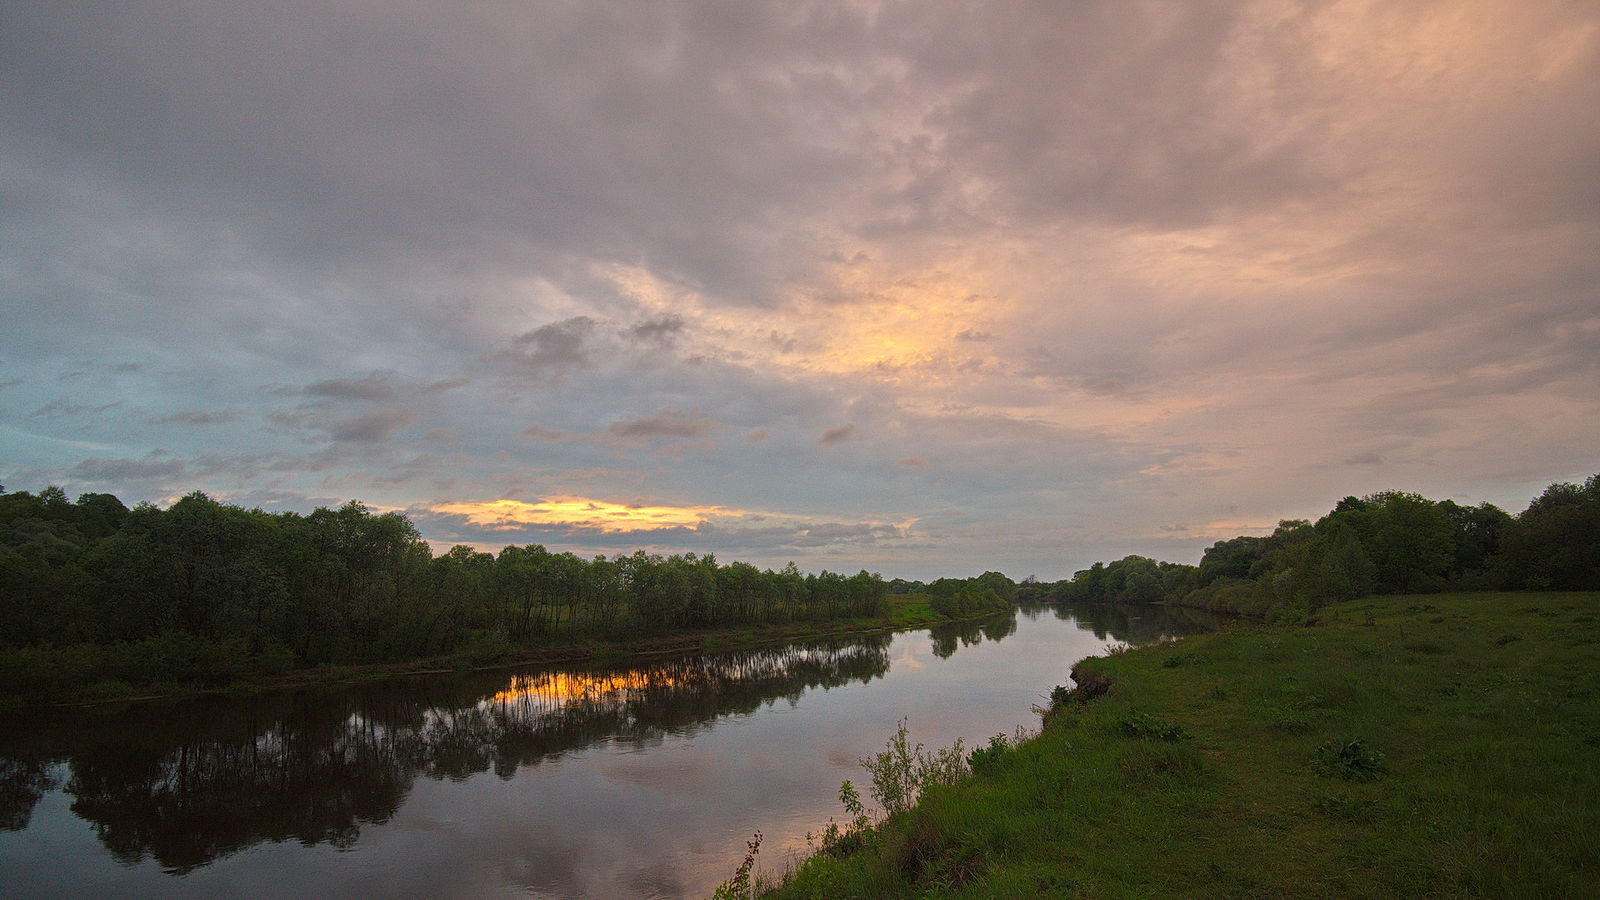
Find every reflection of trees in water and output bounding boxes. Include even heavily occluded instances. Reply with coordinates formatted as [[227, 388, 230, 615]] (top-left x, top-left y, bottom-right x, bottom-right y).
[[1052, 601, 1221, 644], [928, 610, 1019, 658], [0, 636, 890, 873], [0, 757, 58, 831]]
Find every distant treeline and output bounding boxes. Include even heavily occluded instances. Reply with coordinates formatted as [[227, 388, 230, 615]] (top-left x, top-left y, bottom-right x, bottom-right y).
[[0, 486, 1017, 691], [1039, 475, 1600, 620]]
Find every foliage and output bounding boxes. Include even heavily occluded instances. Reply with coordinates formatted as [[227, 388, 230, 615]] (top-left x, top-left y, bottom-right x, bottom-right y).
[[0, 484, 899, 699], [925, 573, 1014, 619], [862, 717, 969, 818], [1040, 473, 1600, 620], [965, 735, 1006, 774]]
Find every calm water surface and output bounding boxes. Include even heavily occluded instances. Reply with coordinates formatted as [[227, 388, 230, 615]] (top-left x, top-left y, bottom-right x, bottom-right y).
[[0, 603, 1214, 898]]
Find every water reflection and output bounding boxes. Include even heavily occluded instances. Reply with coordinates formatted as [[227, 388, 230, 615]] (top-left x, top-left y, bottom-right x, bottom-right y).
[[0, 637, 891, 873], [927, 612, 1018, 658], [1046, 601, 1221, 644], [0, 602, 1213, 893]]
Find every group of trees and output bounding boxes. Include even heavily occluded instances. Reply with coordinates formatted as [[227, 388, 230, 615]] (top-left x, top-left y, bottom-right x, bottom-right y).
[[0, 486, 892, 679], [1049, 475, 1600, 620]]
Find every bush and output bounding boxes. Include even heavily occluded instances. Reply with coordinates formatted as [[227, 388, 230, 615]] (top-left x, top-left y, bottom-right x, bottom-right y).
[[863, 718, 968, 818], [967, 733, 1013, 774]]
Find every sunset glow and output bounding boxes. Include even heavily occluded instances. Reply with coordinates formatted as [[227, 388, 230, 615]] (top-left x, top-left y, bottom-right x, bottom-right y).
[[4, 0, 1595, 579], [432, 498, 734, 533]]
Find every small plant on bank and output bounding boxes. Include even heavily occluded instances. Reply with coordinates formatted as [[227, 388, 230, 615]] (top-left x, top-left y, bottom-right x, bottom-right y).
[[813, 719, 979, 860], [813, 781, 872, 857], [966, 733, 1011, 774], [1312, 737, 1387, 782], [864, 718, 968, 818], [966, 730, 1037, 775], [710, 832, 763, 900]]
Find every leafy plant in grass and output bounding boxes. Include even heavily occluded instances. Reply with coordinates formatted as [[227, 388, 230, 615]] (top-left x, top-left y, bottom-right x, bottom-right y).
[[860, 718, 969, 818], [1048, 684, 1074, 708], [1312, 737, 1387, 782], [967, 733, 1012, 774], [967, 728, 1034, 774], [1118, 711, 1189, 742], [813, 781, 872, 857]]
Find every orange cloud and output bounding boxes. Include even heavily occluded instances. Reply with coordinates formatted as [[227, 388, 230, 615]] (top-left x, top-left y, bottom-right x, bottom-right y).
[[432, 496, 737, 533]]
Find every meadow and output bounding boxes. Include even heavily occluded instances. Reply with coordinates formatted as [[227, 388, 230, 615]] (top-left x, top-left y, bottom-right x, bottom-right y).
[[760, 592, 1600, 898]]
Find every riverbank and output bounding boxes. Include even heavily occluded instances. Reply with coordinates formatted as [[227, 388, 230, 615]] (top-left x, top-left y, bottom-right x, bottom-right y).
[[763, 591, 1600, 898], [0, 594, 981, 711]]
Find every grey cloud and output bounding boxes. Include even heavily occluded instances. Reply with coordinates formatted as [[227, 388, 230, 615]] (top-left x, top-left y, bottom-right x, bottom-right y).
[[269, 406, 421, 445], [148, 410, 236, 425], [70, 456, 188, 482], [508, 317, 599, 382], [2, 0, 1596, 581], [305, 372, 402, 402], [897, 457, 931, 469], [522, 423, 573, 441], [1343, 453, 1385, 466], [326, 409, 421, 444], [32, 399, 122, 417], [627, 315, 687, 346], [608, 411, 714, 441], [819, 424, 855, 445]]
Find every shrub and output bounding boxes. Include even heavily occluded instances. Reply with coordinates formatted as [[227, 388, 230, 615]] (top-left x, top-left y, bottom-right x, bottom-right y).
[[862, 718, 968, 818], [967, 733, 1012, 774]]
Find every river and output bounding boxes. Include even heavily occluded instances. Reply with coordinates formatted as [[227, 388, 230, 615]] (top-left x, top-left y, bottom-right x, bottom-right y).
[[0, 603, 1214, 898]]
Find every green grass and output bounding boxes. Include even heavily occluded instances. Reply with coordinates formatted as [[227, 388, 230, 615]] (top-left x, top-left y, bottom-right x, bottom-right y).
[[762, 592, 1600, 899]]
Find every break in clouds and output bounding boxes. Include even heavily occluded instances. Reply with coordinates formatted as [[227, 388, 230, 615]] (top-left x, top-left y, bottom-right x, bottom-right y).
[[2, 0, 1597, 578]]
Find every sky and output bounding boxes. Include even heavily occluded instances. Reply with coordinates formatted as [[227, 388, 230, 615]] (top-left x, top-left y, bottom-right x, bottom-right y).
[[3, 0, 1597, 581]]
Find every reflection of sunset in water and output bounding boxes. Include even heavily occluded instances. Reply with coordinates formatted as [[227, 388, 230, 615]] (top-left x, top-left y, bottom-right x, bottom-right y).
[[488, 670, 679, 706]]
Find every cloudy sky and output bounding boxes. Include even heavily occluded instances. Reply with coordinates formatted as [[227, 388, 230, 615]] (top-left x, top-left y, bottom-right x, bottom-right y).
[[3, 0, 1597, 580]]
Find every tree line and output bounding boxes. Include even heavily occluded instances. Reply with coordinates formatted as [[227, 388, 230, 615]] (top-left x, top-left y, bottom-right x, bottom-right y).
[[0, 485, 903, 689], [1047, 474, 1600, 620]]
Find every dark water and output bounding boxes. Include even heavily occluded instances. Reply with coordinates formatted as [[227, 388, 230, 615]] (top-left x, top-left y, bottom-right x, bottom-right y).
[[0, 603, 1214, 898]]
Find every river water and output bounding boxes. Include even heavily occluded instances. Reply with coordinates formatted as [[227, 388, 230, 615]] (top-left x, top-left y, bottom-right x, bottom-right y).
[[0, 603, 1214, 898]]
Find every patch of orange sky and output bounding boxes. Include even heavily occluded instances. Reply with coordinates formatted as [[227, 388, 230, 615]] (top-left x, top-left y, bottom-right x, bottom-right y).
[[433, 497, 736, 533]]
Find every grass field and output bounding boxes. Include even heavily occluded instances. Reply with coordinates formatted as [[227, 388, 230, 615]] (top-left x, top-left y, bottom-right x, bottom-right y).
[[762, 592, 1600, 898]]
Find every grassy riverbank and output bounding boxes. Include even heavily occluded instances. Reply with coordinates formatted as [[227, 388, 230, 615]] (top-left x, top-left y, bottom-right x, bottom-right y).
[[1, 594, 962, 710], [763, 591, 1600, 898]]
